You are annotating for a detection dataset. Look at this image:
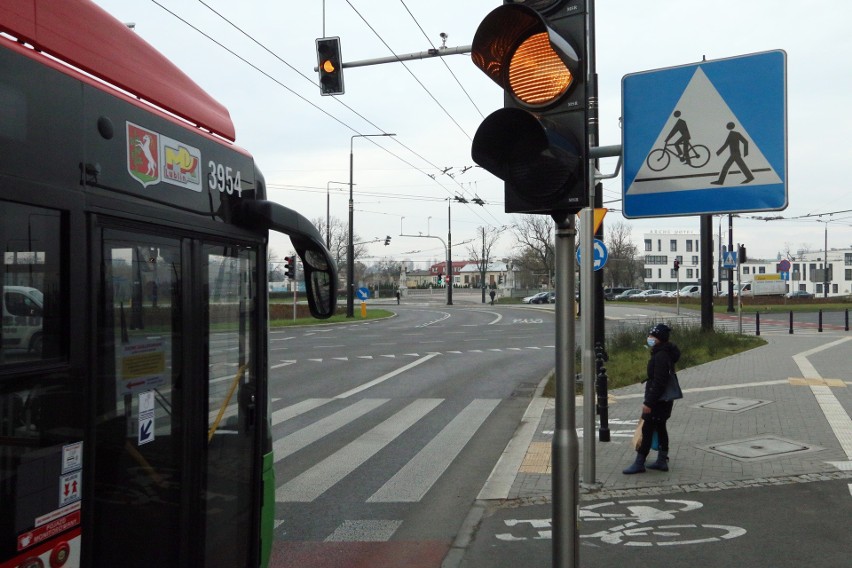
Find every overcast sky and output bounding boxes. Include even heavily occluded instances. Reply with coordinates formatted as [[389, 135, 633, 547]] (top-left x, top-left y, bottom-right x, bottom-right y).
[[92, 0, 852, 267]]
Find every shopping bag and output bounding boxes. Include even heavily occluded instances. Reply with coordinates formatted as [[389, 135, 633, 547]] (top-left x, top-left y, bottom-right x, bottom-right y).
[[662, 371, 684, 401], [632, 419, 643, 451]]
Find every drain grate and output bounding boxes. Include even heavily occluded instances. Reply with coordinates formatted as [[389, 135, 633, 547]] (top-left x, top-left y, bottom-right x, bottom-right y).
[[700, 435, 824, 462], [695, 396, 773, 414]]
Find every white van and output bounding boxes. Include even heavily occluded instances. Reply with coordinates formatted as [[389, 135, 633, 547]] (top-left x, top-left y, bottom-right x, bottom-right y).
[[2, 286, 44, 353], [678, 285, 701, 297]]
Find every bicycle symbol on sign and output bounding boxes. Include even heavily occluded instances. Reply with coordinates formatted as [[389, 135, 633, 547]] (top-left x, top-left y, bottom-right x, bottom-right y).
[[495, 498, 746, 546], [645, 141, 711, 172]]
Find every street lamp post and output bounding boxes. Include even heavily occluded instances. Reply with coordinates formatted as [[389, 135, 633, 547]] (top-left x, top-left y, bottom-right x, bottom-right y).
[[326, 180, 348, 250], [348, 133, 395, 317]]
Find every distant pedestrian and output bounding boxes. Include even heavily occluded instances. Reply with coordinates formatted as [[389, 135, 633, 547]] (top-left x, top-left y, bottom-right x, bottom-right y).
[[489, 289, 496, 305], [395, 290, 401, 305], [623, 323, 681, 474]]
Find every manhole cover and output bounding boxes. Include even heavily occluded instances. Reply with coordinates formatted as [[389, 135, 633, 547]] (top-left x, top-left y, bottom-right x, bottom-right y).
[[695, 397, 773, 414], [700, 436, 824, 462]]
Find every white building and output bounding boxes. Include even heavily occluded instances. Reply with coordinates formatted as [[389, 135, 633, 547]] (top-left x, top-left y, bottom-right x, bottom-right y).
[[642, 230, 705, 291], [642, 230, 852, 297]]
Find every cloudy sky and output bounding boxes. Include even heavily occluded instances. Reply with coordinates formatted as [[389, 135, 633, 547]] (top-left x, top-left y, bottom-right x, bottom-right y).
[[91, 0, 852, 267]]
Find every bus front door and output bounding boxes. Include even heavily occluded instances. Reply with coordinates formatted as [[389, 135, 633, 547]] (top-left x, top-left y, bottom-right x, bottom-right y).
[[94, 228, 260, 567]]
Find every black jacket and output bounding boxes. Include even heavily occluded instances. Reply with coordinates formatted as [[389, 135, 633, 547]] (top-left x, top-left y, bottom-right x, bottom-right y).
[[644, 341, 681, 407]]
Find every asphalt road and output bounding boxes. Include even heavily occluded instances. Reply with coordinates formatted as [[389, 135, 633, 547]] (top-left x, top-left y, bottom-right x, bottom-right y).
[[268, 304, 561, 568]]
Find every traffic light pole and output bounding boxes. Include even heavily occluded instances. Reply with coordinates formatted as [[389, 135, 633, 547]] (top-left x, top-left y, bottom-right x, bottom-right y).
[[553, 214, 580, 568]]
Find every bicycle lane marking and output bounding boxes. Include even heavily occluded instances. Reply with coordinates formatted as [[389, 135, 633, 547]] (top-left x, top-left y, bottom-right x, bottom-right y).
[[493, 498, 746, 546]]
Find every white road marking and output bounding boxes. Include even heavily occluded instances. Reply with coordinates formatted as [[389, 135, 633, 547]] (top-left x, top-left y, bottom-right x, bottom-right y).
[[276, 399, 442, 502], [335, 353, 440, 399], [368, 399, 500, 502]]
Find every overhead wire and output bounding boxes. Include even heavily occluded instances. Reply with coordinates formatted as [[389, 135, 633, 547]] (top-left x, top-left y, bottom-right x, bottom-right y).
[[189, 0, 502, 229]]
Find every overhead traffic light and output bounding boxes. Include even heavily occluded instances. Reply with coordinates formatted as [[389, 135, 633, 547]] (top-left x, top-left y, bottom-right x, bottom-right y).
[[316, 37, 344, 96], [284, 256, 296, 279], [471, 2, 588, 215]]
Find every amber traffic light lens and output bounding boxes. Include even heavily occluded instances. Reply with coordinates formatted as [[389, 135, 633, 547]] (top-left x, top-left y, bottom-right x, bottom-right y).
[[508, 32, 573, 106], [322, 60, 336, 73]]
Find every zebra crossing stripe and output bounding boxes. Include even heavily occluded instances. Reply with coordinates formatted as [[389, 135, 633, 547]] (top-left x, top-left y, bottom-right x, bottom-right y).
[[273, 399, 389, 463], [367, 399, 500, 503], [324, 520, 402, 542], [276, 399, 443, 503], [271, 398, 331, 426]]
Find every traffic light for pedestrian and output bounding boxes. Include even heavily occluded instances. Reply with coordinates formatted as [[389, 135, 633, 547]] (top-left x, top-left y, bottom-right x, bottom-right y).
[[284, 256, 296, 279], [674, 259, 680, 270], [316, 37, 344, 96], [738, 245, 747, 264], [470, 3, 588, 215], [437, 273, 443, 284], [384, 236, 391, 246]]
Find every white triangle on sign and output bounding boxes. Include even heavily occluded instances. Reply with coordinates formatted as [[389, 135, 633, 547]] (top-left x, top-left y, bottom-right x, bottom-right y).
[[725, 252, 736, 265], [626, 67, 782, 196]]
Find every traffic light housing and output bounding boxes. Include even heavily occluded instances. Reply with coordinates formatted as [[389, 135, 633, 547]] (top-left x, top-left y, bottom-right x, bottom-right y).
[[316, 37, 344, 96], [673, 259, 680, 270], [471, 2, 588, 215], [384, 236, 391, 246], [284, 256, 296, 279], [738, 245, 747, 264]]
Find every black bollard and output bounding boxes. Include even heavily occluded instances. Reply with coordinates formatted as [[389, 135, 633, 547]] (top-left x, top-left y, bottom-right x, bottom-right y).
[[755, 312, 760, 336], [846, 309, 849, 332], [819, 309, 823, 333], [595, 343, 610, 442], [789, 310, 794, 334]]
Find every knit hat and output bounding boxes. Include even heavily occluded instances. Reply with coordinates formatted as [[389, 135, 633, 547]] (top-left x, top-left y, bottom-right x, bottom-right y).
[[649, 323, 671, 342]]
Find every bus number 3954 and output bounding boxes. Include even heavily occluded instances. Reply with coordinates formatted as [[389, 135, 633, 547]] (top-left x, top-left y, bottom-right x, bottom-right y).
[[208, 160, 243, 197]]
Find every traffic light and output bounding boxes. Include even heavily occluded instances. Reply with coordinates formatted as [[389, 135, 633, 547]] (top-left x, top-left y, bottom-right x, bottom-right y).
[[284, 256, 296, 279], [384, 236, 391, 246], [673, 259, 680, 270], [738, 245, 747, 264], [437, 273, 443, 284], [316, 37, 344, 96], [471, 3, 587, 215]]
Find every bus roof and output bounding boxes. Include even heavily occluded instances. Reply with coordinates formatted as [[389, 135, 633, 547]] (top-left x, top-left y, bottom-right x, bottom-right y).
[[0, 0, 236, 141]]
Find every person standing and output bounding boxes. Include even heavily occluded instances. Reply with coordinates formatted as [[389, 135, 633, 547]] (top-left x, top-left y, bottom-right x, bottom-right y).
[[623, 323, 681, 474], [489, 289, 496, 305]]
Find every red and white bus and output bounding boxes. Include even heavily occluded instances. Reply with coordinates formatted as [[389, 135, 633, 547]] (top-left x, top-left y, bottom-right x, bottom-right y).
[[0, 1, 336, 566]]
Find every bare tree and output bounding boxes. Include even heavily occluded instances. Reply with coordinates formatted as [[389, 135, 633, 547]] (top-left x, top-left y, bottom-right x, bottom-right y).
[[510, 215, 555, 287], [311, 215, 367, 285], [603, 220, 640, 287], [466, 227, 501, 301]]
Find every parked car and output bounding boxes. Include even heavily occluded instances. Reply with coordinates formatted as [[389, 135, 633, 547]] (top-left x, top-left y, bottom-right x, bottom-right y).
[[523, 291, 550, 304], [786, 290, 814, 299], [604, 287, 631, 300], [546, 292, 556, 303], [634, 289, 667, 298], [613, 289, 642, 300]]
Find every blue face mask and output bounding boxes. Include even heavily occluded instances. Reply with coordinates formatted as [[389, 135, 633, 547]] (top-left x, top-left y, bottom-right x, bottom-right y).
[[647, 337, 656, 348]]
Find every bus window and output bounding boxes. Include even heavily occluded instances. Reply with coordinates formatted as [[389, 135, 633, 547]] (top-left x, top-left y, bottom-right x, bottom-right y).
[[0, 201, 64, 364], [204, 244, 258, 567]]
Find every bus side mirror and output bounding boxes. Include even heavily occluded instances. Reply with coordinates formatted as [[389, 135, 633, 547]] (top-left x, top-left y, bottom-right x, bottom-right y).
[[237, 200, 338, 319]]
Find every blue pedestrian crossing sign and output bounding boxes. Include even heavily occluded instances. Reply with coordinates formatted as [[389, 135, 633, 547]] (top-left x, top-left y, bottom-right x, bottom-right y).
[[622, 50, 787, 218], [722, 250, 738, 270]]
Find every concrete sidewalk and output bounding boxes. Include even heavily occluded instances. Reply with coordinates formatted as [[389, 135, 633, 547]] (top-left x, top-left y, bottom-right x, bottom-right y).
[[509, 332, 852, 500], [449, 331, 852, 566]]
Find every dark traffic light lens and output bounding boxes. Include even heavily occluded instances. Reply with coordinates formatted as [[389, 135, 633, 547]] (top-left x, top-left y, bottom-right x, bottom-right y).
[[509, 32, 573, 106]]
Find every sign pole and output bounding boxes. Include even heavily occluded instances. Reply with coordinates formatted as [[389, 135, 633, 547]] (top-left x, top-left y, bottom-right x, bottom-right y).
[[552, 214, 580, 568]]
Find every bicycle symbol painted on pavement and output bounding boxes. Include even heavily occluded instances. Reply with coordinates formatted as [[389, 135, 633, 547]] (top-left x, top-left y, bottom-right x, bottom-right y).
[[495, 498, 746, 547]]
